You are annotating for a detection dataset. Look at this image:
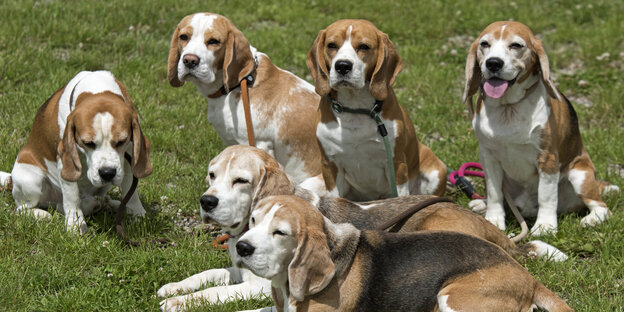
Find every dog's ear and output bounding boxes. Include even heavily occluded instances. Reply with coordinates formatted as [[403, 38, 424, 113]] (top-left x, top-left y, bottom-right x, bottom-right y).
[[252, 159, 293, 207], [58, 114, 82, 181], [369, 32, 403, 101], [306, 29, 331, 96], [223, 25, 255, 93], [168, 22, 184, 87], [462, 38, 482, 117], [288, 224, 335, 301], [130, 111, 153, 178], [531, 37, 561, 101]]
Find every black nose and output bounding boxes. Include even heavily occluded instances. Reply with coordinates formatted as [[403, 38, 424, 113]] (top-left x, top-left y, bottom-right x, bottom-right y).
[[200, 195, 219, 212], [485, 57, 504, 72], [183, 54, 200, 69], [98, 168, 116, 181], [236, 240, 255, 257], [334, 60, 353, 76]]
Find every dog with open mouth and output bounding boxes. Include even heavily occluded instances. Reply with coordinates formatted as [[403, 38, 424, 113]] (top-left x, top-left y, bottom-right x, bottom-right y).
[[462, 21, 620, 235], [158, 145, 566, 311], [236, 195, 573, 312]]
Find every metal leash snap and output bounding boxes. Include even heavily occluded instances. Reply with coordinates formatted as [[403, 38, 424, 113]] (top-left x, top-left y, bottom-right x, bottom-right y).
[[332, 102, 343, 113]]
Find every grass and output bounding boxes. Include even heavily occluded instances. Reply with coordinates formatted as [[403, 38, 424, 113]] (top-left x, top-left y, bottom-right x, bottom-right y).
[[0, 0, 623, 310]]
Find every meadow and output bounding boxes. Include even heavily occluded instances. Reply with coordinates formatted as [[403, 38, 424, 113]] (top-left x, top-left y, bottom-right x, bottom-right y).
[[0, 0, 623, 310]]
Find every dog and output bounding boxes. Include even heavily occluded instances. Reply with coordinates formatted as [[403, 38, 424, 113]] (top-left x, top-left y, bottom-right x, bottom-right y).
[[0, 71, 152, 234], [168, 12, 324, 192], [462, 21, 620, 235], [236, 195, 573, 312], [306, 19, 447, 201], [158, 145, 566, 311]]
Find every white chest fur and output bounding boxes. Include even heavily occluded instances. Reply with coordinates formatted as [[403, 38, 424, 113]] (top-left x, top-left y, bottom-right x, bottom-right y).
[[317, 88, 398, 200], [473, 85, 551, 185]]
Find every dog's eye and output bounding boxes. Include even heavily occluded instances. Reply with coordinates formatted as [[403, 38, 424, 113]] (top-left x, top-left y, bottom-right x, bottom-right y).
[[273, 230, 286, 236], [357, 44, 370, 51], [480, 41, 490, 48], [327, 42, 338, 49], [233, 178, 249, 185], [179, 34, 189, 41], [209, 172, 215, 180], [83, 141, 96, 149], [115, 139, 127, 148], [509, 43, 523, 49], [207, 38, 220, 45]]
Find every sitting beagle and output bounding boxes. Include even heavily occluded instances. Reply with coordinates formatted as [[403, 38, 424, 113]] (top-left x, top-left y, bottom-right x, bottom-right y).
[[237, 195, 573, 312], [307, 19, 447, 201], [168, 13, 324, 192], [158, 145, 565, 311], [0, 71, 152, 234], [462, 21, 620, 235]]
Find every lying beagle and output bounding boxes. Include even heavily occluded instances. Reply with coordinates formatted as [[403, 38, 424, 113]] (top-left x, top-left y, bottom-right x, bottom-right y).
[[237, 195, 573, 312], [0, 71, 152, 234], [158, 145, 566, 311], [307, 19, 447, 201], [168, 13, 324, 192], [463, 21, 620, 235]]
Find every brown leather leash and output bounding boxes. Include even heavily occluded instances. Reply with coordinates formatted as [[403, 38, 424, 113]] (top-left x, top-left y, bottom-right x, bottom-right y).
[[376, 197, 454, 232], [209, 76, 257, 250]]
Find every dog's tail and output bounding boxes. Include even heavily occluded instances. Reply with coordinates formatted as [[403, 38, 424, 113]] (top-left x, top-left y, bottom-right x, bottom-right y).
[[511, 240, 568, 262], [532, 282, 574, 312], [0, 171, 12, 191]]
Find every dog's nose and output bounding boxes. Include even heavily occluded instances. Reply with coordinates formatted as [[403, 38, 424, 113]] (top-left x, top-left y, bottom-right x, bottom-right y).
[[200, 195, 219, 212], [334, 60, 353, 76], [183, 54, 200, 69], [236, 240, 256, 257], [98, 167, 117, 181], [485, 57, 504, 72]]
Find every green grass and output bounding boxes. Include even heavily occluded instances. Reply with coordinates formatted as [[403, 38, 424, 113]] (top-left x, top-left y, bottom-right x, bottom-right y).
[[1, 0, 623, 310]]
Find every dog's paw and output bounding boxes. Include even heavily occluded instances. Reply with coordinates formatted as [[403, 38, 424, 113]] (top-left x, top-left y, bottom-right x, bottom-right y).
[[65, 215, 89, 235], [485, 213, 506, 231], [530, 222, 557, 236], [468, 199, 487, 215], [602, 184, 620, 196], [581, 207, 611, 227], [160, 296, 184, 312], [157, 282, 182, 297]]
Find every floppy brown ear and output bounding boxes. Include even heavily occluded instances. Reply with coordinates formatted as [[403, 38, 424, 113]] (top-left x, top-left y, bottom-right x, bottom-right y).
[[288, 225, 335, 301], [168, 23, 184, 87], [223, 25, 255, 93], [531, 37, 561, 101], [306, 29, 331, 96], [252, 160, 293, 206], [130, 112, 153, 178], [462, 39, 482, 117], [58, 115, 82, 181], [369, 32, 403, 101]]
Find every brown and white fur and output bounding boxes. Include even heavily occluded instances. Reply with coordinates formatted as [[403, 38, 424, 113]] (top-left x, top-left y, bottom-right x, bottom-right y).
[[158, 145, 566, 312], [168, 13, 324, 193], [307, 19, 447, 201], [0, 71, 152, 234], [463, 21, 620, 235], [237, 195, 573, 312]]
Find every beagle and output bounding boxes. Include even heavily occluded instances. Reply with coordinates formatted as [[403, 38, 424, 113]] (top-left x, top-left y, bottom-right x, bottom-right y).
[[237, 195, 573, 312], [0, 71, 152, 234], [168, 13, 324, 192], [307, 19, 447, 201], [158, 145, 566, 311], [462, 21, 620, 235]]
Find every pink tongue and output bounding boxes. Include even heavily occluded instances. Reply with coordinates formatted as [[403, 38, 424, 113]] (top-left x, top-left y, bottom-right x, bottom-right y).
[[483, 78, 509, 98]]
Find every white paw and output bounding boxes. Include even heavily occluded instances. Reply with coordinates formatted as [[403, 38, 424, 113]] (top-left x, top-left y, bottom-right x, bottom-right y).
[[66, 218, 89, 235], [126, 204, 146, 217], [602, 185, 620, 196], [485, 213, 506, 231], [468, 199, 487, 215], [530, 222, 557, 236], [527, 240, 568, 262], [581, 207, 610, 227], [160, 296, 184, 312], [157, 282, 182, 297]]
